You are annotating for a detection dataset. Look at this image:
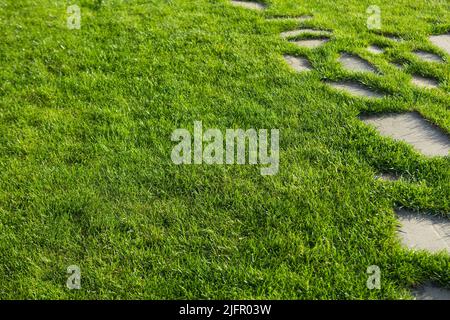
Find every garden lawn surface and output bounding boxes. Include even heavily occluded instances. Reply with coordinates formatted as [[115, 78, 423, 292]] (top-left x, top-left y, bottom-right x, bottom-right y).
[[0, 0, 449, 299]]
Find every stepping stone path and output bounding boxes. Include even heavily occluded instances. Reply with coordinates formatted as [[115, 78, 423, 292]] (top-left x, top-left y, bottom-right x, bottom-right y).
[[360, 112, 450, 157], [283, 55, 312, 72], [429, 34, 450, 55], [413, 50, 444, 63], [367, 45, 384, 54], [411, 75, 439, 89], [281, 28, 331, 38], [290, 38, 329, 49], [230, 0, 265, 10], [412, 283, 450, 300], [396, 209, 450, 254], [338, 53, 377, 73], [327, 81, 384, 98], [231, 1, 450, 294]]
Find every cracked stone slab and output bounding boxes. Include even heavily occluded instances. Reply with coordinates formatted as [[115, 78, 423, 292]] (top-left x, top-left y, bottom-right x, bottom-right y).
[[290, 38, 329, 49], [413, 284, 450, 300], [429, 34, 450, 55], [283, 55, 312, 72], [413, 50, 444, 63], [326, 81, 384, 98], [411, 75, 439, 89], [360, 112, 450, 157], [338, 53, 376, 73], [367, 45, 384, 54], [395, 208, 450, 254], [281, 28, 331, 38], [230, 1, 265, 10]]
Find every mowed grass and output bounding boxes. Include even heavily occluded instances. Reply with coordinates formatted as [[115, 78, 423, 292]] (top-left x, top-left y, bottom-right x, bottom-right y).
[[0, 0, 449, 299]]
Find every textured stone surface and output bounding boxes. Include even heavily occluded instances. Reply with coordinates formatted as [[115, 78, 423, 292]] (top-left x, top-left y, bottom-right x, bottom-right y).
[[413, 284, 450, 300], [360, 112, 450, 157], [327, 81, 384, 98], [411, 75, 439, 89], [413, 50, 444, 63], [268, 15, 312, 22], [429, 34, 450, 55], [281, 28, 331, 38], [375, 173, 399, 181], [283, 55, 312, 72], [290, 38, 329, 48], [230, 1, 265, 10], [367, 45, 384, 54], [338, 53, 376, 73], [395, 209, 450, 254]]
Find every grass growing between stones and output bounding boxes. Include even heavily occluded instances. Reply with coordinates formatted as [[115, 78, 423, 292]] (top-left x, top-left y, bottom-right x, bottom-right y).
[[0, 0, 449, 299]]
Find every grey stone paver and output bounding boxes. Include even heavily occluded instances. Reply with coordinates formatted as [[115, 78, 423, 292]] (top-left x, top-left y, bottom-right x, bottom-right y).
[[375, 173, 399, 181], [338, 53, 376, 73], [411, 75, 439, 89], [360, 112, 450, 157], [268, 15, 312, 22], [283, 55, 312, 72], [395, 208, 450, 254], [367, 45, 384, 54], [281, 28, 331, 38], [413, 284, 450, 300], [413, 50, 444, 63], [429, 34, 450, 55], [230, 1, 265, 10], [290, 38, 329, 49], [327, 81, 384, 98]]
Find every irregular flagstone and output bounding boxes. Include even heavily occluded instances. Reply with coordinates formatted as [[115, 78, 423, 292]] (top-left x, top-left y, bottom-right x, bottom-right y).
[[411, 75, 439, 89], [385, 35, 403, 42], [230, 1, 265, 10], [338, 53, 376, 73], [360, 112, 450, 157], [413, 284, 450, 300], [326, 81, 384, 98], [367, 45, 384, 54], [268, 15, 313, 22], [281, 28, 331, 38], [395, 208, 450, 254], [429, 34, 450, 55], [290, 38, 329, 49], [413, 50, 444, 63], [375, 173, 399, 181], [283, 55, 312, 72]]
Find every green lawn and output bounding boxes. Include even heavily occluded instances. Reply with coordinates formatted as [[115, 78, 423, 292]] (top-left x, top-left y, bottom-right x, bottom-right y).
[[0, 0, 449, 299]]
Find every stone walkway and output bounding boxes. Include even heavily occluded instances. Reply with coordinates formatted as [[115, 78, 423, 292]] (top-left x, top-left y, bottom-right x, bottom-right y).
[[229, 0, 450, 299]]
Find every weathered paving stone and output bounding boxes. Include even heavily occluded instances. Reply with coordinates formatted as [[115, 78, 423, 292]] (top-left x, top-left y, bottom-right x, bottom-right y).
[[395, 208, 450, 254], [413, 284, 450, 300], [385, 35, 403, 42], [429, 34, 450, 55], [230, 1, 265, 10], [268, 15, 312, 22], [338, 53, 376, 73], [360, 112, 450, 157], [283, 55, 312, 72], [413, 50, 444, 63], [375, 173, 399, 181], [281, 28, 331, 38], [290, 38, 329, 49], [367, 45, 384, 54], [411, 75, 439, 89], [326, 81, 384, 98]]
